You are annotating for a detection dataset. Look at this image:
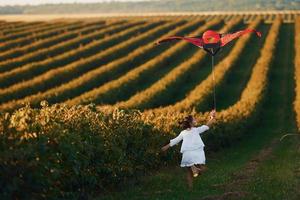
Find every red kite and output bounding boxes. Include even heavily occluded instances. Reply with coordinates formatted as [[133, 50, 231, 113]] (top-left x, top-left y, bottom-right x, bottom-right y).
[[156, 29, 262, 56]]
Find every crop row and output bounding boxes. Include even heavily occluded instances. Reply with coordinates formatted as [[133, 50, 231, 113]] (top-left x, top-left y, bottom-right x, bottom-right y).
[[0, 21, 45, 37], [0, 21, 25, 33], [0, 21, 69, 44], [0, 22, 83, 52], [0, 21, 59, 36]]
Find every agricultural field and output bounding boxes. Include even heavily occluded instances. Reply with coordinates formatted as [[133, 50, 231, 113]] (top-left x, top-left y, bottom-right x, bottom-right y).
[[0, 13, 300, 199]]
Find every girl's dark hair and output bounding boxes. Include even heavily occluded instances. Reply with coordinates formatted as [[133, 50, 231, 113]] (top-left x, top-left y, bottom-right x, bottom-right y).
[[179, 115, 193, 129]]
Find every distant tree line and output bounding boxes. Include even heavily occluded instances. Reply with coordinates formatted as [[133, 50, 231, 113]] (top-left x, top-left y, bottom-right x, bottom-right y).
[[0, 6, 23, 14], [0, 0, 300, 14]]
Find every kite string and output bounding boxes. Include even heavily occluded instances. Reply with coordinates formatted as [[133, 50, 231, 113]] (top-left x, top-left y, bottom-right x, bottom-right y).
[[211, 55, 216, 111]]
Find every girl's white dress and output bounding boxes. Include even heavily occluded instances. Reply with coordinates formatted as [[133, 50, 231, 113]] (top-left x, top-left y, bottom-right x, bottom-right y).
[[169, 125, 209, 167]]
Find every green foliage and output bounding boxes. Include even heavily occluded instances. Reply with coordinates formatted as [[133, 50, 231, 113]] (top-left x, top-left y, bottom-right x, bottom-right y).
[[0, 102, 173, 199]]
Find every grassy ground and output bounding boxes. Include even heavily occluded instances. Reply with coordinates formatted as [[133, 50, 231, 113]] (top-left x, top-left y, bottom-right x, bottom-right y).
[[241, 23, 300, 200], [98, 24, 300, 200]]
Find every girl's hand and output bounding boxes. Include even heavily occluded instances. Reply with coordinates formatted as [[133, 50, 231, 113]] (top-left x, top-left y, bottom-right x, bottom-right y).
[[161, 144, 170, 152], [210, 109, 216, 119], [207, 110, 216, 126]]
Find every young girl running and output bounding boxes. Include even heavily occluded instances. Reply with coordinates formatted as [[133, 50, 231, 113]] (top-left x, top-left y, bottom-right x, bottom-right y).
[[161, 110, 216, 189]]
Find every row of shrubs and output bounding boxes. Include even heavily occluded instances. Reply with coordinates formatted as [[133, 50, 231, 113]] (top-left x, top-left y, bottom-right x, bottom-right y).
[[0, 102, 176, 199], [0, 22, 60, 45], [0, 21, 42, 37]]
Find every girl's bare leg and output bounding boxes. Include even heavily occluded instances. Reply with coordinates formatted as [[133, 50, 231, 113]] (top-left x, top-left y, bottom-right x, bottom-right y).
[[191, 165, 200, 177], [186, 167, 193, 189], [197, 164, 207, 173]]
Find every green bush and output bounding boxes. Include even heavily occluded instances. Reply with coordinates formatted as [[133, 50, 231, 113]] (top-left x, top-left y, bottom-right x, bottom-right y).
[[0, 101, 173, 199]]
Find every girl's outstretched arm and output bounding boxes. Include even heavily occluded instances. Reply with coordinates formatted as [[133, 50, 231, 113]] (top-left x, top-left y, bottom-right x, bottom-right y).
[[161, 132, 184, 152]]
